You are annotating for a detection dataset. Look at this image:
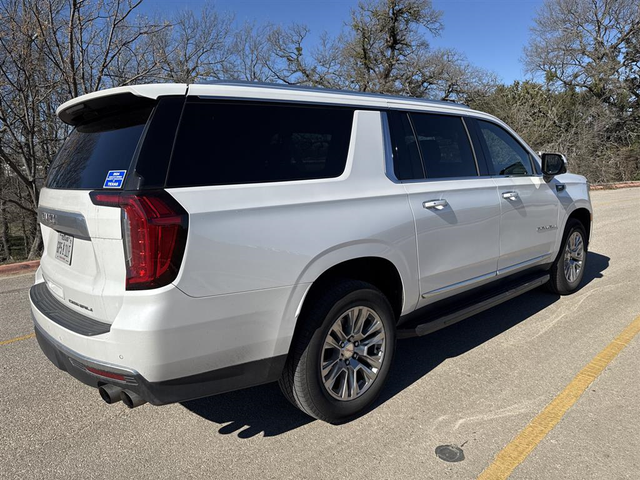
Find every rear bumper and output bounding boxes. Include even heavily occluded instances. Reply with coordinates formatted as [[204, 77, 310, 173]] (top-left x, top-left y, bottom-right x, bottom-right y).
[[29, 272, 305, 383], [30, 282, 111, 336], [34, 321, 286, 405]]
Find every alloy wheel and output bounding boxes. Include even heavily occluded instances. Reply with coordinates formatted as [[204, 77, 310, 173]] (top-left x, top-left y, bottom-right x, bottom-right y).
[[564, 231, 584, 283], [320, 306, 386, 401]]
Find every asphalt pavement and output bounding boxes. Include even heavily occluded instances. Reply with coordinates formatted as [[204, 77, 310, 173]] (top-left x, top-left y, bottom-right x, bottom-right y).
[[1, 187, 638, 479]]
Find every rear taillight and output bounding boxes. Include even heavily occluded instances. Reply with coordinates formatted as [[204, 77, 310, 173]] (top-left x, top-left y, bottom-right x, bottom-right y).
[[90, 190, 188, 290]]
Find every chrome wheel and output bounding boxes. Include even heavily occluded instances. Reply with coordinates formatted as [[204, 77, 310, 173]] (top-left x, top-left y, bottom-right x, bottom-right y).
[[564, 231, 584, 283], [320, 306, 386, 401]]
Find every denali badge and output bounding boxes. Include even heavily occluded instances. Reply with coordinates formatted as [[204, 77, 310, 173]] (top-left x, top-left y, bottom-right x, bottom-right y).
[[537, 225, 557, 232], [68, 298, 94, 312]]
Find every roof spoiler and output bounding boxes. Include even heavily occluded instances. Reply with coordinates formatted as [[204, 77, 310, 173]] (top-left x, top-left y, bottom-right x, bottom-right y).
[[57, 84, 188, 126]]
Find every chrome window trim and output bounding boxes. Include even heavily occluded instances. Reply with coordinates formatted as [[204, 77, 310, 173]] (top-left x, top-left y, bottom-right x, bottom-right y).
[[394, 175, 494, 185], [490, 174, 545, 179]]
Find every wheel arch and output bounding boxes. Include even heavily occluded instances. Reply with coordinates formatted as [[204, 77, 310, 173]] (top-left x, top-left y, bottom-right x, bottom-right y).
[[299, 256, 406, 322], [565, 207, 592, 246]]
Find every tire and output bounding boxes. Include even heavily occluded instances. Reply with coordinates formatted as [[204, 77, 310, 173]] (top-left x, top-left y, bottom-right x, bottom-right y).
[[547, 219, 588, 295], [278, 279, 396, 423]]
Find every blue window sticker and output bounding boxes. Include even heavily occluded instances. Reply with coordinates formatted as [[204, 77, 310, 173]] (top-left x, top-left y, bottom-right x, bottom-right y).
[[103, 170, 126, 189]]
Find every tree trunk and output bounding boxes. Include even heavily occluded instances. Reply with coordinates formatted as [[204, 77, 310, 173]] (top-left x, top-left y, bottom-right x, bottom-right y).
[[27, 228, 42, 260], [27, 211, 41, 260], [0, 200, 11, 262], [21, 215, 29, 259]]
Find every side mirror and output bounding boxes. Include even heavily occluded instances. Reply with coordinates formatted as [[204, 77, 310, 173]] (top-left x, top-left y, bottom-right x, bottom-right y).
[[541, 152, 567, 177]]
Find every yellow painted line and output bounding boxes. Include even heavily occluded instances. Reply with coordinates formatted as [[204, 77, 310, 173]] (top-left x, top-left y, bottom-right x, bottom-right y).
[[478, 314, 640, 480], [0, 332, 35, 346]]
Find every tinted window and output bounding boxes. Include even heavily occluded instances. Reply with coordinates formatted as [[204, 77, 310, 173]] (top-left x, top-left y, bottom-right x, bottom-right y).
[[388, 111, 424, 180], [167, 102, 354, 187], [46, 108, 151, 190], [410, 113, 477, 179], [477, 120, 534, 176], [134, 97, 185, 189]]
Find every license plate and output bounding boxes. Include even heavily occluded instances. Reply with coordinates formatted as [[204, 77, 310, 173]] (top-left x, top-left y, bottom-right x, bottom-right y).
[[55, 233, 74, 265]]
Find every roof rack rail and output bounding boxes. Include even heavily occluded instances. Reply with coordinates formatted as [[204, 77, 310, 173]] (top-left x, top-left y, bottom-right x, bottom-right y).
[[197, 80, 470, 109]]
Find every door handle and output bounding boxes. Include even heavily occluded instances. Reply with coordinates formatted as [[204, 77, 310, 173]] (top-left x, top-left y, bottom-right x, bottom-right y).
[[423, 199, 448, 210], [502, 191, 519, 201]]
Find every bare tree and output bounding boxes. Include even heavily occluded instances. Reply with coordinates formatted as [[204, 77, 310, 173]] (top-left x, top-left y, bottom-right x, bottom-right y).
[[264, 0, 492, 101], [150, 4, 234, 83], [526, 0, 640, 108], [522, 0, 640, 182], [229, 22, 279, 82], [341, 0, 443, 93], [0, 0, 164, 258], [265, 23, 336, 86]]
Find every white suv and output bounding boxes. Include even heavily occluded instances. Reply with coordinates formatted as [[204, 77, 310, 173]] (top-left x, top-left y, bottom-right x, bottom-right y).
[[30, 82, 592, 422]]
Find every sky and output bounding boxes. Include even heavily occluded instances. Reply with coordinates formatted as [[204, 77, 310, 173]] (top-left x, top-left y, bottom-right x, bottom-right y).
[[139, 0, 545, 84]]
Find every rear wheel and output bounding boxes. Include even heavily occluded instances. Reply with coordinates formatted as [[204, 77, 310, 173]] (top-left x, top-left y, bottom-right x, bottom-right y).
[[547, 219, 588, 294], [279, 280, 396, 423]]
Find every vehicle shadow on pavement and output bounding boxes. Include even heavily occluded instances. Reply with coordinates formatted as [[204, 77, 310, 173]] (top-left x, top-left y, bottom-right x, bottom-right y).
[[181, 251, 609, 437]]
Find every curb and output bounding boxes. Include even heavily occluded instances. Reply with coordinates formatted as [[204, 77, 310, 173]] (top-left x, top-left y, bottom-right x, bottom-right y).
[[590, 181, 640, 191], [0, 260, 40, 277]]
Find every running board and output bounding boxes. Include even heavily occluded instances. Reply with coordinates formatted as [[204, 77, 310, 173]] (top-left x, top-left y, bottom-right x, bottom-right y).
[[397, 273, 550, 339]]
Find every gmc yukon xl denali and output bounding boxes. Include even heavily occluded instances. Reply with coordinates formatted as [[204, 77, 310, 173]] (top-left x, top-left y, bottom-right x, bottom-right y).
[[30, 82, 592, 422]]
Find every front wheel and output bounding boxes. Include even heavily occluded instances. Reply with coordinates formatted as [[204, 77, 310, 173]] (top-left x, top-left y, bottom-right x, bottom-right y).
[[547, 219, 588, 294], [278, 280, 396, 423]]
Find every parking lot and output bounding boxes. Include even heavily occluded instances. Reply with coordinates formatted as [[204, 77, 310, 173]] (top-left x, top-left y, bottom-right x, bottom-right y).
[[1, 187, 638, 480]]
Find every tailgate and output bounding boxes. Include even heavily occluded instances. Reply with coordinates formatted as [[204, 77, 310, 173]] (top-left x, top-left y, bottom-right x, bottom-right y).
[[38, 188, 126, 324], [37, 99, 155, 324]]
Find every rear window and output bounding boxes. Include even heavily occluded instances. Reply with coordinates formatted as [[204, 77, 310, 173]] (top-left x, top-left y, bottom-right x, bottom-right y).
[[46, 108, 151, 190], [167, 102, 354, 187], [409, 113, 478, 179], [388, 111, 424, 180]]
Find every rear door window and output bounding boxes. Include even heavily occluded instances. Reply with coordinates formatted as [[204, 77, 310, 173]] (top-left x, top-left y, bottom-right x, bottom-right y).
[[387, 111, 425, 180], [167, 102, 354, 187], [476, 120, 535, 176], [409, 113, 478, 179], [46, 108, 151, 190]]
